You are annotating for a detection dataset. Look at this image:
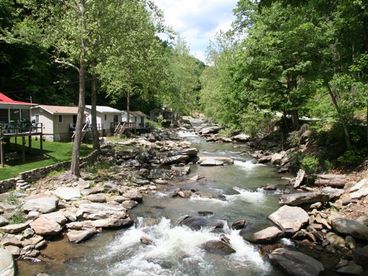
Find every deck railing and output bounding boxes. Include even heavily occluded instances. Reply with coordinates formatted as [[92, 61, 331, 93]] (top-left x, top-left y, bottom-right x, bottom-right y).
[[0, 122, 43, 135]]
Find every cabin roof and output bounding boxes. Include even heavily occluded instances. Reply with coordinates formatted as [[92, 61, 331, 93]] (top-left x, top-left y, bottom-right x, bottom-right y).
[[0, 92, 34, 106], [85, 105, 122, 114], [36, 105, 80, 115]]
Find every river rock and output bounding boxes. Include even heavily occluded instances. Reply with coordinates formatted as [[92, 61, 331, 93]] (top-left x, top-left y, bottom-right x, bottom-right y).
[[140, 236, 153, 245], [123, 189, 143, 203], [321, 187, 344, 200], [30, 216, 62, 236], [0, 216, 9, 226], [279, 192, 329, 206], [67, 228, 97, 243], [336, 262, 364, 275], [53, 187, 81, 201], [198, 158, 224, 166], [271, 152, 285, 165], [0, 247, 15, 276], [269, 248, 324, 276], [40, 211, 67, 225], [0, 221, 30, 234], [76, 202, 126, 220], [161, 155, 190, 165], [293, 169, 306, 188], [231, 219, 247, 230], [66, 216, 133, 230], [179, 148, 198, 157], [314, 174, 347, 188], [199, 126, 222, 135], [86, 194, 107, 203], [349, 179, 368, 200], [202, 240, 236, 255], [178, 216, 223, 231], [247, 226, 283, 243], [326, 232, 346, 248], [232, 133, 250, 142], [23, 194, 58, 214], [331, 218, 368, 240], [122, 200, 138, 209], [352, 245, 368, 268], [177, 190, 193, 198], [268, 205, 309, 234]]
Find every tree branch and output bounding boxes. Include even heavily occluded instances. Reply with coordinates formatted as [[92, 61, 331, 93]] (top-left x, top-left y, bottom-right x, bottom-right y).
[[54, 59, 80, 72]]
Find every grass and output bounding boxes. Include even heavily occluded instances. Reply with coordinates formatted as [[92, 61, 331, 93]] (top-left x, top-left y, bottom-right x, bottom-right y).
[[0, 138, 92, 180]]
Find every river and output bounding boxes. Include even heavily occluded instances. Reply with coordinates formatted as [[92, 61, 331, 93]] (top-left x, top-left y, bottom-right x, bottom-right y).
[[18, 129, 290, 276]]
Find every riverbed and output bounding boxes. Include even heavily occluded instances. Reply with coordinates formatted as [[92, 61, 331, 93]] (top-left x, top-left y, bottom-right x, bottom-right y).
[[18, 130, 290, 276]]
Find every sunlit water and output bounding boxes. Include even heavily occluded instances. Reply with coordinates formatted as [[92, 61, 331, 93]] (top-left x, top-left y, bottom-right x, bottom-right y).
[[18, 130, 289, 276]]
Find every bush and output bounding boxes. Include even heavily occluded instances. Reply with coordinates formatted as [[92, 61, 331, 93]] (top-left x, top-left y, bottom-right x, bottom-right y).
[[337, 150, 364, 167], [301, 155, 320, 174]]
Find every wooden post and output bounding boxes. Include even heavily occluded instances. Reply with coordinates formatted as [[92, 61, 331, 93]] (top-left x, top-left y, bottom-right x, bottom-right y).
[[28, 135, 32, 152], [22, 135, 25, 162], [40, 123, 43, 151], [0, 140, 4, 167]]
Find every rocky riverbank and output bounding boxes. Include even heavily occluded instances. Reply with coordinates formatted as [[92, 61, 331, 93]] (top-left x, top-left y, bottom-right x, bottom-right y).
[[192, 118, 368, 275], [0, 129, 202, 274]]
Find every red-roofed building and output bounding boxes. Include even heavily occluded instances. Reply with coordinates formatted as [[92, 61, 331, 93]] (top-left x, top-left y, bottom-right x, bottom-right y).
[[0, 92, 35, 124]]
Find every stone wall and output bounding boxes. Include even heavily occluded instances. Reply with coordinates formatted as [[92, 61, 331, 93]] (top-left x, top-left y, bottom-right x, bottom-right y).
[[0, 149, 100, 193]]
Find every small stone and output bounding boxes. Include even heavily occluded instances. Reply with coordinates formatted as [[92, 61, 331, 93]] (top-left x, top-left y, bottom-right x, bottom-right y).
[[23, 228, 35, 239], [122, 200, 138, 209], [67, 228, 97, 243], [0, 216, 9, 227], [345, 236, 356, 250], [0, 222, 30, 234], [140, 236, 153, 245], [231, 219, 247, 230], [86, 194, 107, 203]]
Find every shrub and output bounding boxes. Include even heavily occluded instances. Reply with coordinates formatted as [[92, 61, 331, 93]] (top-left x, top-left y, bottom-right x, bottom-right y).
[[301, 155, 320, 174], [337, 150, 364, 167]]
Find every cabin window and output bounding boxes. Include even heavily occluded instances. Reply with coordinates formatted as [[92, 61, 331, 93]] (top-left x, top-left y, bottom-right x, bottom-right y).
[[113, 115, 118, 122], [58, 115, 63, 123], [104, 114, 107, 121], [0, 109, 8, 123]]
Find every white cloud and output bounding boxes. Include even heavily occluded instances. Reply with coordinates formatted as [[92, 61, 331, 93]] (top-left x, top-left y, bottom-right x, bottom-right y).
[[155, 0, 237, 62]]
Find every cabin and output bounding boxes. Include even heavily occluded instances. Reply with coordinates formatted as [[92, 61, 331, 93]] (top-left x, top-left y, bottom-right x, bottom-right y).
[[31, 105, 85, 141], [0, 92, 34, 126], [85, 105, 122, 136], [0, 92, 41, 166], [122, 111, 147, 128]]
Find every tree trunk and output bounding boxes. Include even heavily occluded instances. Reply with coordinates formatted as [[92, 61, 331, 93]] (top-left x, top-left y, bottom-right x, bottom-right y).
[[71, 58, 86, 177], [291, 110, 300, 130], [91, 69, 100, 151], [126, 90, 130, 123], [325, 81, 351, 149], [366, 105, 368, 145]]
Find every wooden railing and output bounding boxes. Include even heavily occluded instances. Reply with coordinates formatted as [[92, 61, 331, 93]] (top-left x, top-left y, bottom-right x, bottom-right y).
[[0, 122, 43, 135], [114, 122, 137, 135]]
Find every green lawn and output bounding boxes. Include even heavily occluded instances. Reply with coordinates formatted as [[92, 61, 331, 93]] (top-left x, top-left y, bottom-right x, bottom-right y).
[[0, 138, 92, 180]]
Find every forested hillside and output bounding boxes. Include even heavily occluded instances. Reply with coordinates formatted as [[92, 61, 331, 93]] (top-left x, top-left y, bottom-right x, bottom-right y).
[[0, 0, 204, 113], [200, 0, 368, 169]]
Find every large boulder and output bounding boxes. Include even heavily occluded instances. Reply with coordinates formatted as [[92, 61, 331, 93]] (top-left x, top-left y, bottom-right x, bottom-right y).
[[66, 216, 133, 230], [268, 205, 309, 234], [232, 133, 251, 142], [23, 194, 58, 214], [53, 187, 81, 201], [76, 202, 126, 220], [30, 216, 62, 236], [279, 192, 329, 206], [353, 245, 368, 268], [0, 248, 14, 276], [161, 154, 190, 165], [178, 216, 223, 231], [331, 218, 368, 240], [314, 174, 347, 188], [269, 248, 324, 276], [199, 126, 222, 135], [293, 169, 306, 188], [179, 148, 199, 157], [202, 240, 236, 255], [349, 179, 368, 200], [321, 187, 344, 200], [67, 228, 98, 243], [198, 157, 234, 166], [246, 226, 283, 243], [40, 211, 67, 225], [123, 189, 143, 203]]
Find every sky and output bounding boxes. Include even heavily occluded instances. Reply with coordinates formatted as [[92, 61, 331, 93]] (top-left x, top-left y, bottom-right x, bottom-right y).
[[155, 0, 238, 62]]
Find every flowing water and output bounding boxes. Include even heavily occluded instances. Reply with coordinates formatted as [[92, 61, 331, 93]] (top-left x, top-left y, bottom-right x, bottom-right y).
[[18, 130, 290, 276]]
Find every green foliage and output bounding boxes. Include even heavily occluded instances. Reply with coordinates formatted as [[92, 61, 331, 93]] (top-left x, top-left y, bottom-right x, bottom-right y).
[[337, 150, 364, 167], [9, 209, 26, 224], [6, 192, 19, 205], [301, 155, 320, 174], [85, 160, 111, 174]]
